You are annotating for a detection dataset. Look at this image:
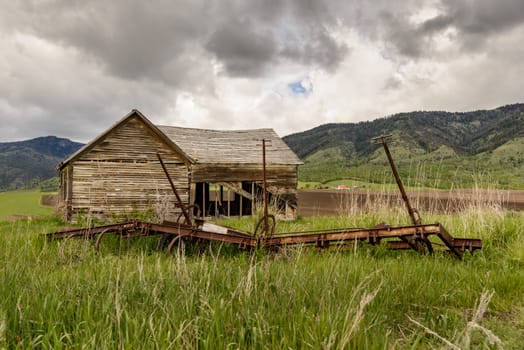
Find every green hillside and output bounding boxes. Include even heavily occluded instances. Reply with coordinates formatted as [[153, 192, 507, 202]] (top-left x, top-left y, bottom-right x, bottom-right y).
[[284, 104, 524, 189], [0, 136, 83, 190]]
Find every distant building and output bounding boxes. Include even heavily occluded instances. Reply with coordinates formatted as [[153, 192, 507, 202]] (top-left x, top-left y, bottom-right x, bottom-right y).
[[57, 110, 302, 222]]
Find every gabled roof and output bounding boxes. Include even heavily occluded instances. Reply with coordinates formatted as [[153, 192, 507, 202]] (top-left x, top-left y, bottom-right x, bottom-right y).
[[58, 110, 193, 169], [158, 126, 303, 165], [58, 110, 302, 169]]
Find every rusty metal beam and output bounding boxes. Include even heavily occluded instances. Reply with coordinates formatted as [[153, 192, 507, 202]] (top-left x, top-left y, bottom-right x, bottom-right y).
[[372, 135, 421, 226], [45, 220, 481, 259], [265, 224, 441, 246], [45, 222, 139, 240], [156, 153, 192, 225], [262, 139, 269, 235]]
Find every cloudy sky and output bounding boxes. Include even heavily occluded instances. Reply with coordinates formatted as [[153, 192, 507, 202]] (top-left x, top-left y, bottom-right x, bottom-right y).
[[1, 0, 524, 142]]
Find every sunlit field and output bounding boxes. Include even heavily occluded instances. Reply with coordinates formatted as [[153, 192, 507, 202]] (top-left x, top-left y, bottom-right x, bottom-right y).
[[0, 190, 54, 221]]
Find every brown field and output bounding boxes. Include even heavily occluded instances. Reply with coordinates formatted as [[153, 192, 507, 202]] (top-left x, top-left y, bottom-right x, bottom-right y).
[[298, 189, 524, 216], [41, 194, 57, 207]]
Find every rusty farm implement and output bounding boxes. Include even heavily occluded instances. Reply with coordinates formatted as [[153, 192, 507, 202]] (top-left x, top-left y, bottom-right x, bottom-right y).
[[46, 136, 482, 259]]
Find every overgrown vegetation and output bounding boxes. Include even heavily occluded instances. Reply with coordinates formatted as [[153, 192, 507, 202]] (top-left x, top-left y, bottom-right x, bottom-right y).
[[1, 192, 523, 348]]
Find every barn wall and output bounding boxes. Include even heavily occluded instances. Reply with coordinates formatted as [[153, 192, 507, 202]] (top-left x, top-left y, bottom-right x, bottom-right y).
[[58, 165, 73, 220], [65, 116, 189, 222], [191, 164, 298, 190]]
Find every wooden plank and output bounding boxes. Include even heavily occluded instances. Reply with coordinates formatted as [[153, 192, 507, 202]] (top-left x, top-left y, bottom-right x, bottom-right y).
[[192, 164, 297, 186], [67, 118, 191, 222], [217, 182, 253, 200]]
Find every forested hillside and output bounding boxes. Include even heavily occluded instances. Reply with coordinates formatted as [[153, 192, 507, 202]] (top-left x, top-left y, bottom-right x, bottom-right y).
[[284, 104, 524, 189], [0, 136, 83, 190]]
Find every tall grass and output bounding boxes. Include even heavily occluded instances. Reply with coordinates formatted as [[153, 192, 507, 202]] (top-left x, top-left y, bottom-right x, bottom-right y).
[[1, 202, 523, 349]]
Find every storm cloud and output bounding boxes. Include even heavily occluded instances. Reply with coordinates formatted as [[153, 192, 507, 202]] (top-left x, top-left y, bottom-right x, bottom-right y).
[[206, 18, 278, 77], [1, 0, 523, 142]]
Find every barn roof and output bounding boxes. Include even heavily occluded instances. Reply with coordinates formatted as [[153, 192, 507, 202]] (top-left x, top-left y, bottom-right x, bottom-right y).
[[58, 110, 193, 169], [58, 110, 302, 169], [158, 126, 302, 165]]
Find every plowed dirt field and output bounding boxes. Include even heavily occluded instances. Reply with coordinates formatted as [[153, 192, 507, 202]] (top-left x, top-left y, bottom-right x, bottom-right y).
[[297, 189, 524, 216]]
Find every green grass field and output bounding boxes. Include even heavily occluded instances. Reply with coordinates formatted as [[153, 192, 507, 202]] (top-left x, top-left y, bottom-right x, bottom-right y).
[[0, 190, 54, 221], [298, 145, 524, 190], [0, 190, 523, 348]]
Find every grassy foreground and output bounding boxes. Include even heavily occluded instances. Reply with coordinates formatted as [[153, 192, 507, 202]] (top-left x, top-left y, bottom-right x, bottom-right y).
[[0, 208, 523, 348]]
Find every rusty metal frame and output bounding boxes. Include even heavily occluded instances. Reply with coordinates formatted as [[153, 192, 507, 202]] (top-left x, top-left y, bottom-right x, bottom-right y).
[[46, 219, 481, 258]]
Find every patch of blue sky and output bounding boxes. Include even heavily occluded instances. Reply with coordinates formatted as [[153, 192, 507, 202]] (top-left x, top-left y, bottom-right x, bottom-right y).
[[288, 78, 313, 96]]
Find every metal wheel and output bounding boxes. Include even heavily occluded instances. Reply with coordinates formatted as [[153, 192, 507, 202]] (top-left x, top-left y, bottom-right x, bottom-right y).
[[167, 235, 186, 254], [94, 229, 110, 252], [413, 236, 434, 255], [254, 214, 276, 238], [156, 234, 173, 251]]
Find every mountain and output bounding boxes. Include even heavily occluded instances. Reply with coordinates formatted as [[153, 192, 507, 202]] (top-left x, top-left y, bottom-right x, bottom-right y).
[[2, 104, 524, 191], [0, 136, 84, 190], [283, 103, 524, 189]]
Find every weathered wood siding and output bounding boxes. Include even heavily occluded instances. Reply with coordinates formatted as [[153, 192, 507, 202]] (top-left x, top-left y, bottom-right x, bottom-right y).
[[64, 116, 189, 222], [192, 164, 297, 188], [58, 165, 73, 219]]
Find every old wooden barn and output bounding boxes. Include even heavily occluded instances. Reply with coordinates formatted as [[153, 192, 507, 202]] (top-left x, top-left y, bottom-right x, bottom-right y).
[[57, 110, 302, 222]]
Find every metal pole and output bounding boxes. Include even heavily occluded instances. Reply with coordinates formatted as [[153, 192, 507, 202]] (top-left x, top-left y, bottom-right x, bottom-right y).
[[156, 153, 192, 225], [262, 139, 269, 235], [376, 136, 420, 225]]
